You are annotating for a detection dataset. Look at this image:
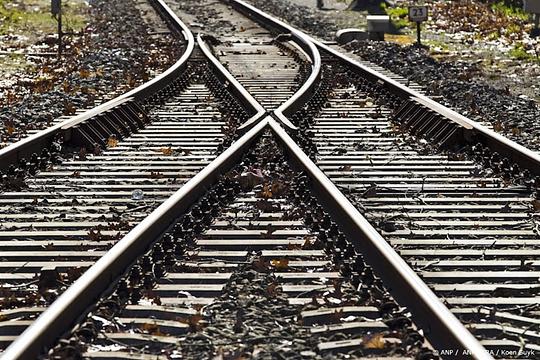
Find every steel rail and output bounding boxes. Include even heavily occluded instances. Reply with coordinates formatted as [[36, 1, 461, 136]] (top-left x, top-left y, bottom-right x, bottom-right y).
[[266, 117, 493, 360], [226, 0, 322, 132], [197, 34, 267, 132], [0, 118, 269, 360], [3, 120, 493, 359], [294, 28, 540, 174], [0, 0, 195, 171], [227, 0, 540, 174], [2, 11, 284, 357], [314, 42, 540, 173]]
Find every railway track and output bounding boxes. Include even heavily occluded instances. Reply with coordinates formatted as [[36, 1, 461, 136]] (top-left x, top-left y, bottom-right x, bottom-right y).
[[237, 6, 540, 356], [1, 0, 540, 359], [46, 135, 437, 359], [296, 62, 540, 355], [0, 0, 251, 351]]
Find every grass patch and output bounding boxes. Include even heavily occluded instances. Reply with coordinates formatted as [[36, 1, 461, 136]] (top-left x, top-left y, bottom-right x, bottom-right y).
[[509, 43, 538, 61], [0, 52, 29, 71], [0, 0, 87, 35], [491, 1, 529, 20], [382, 4, 410, 30]]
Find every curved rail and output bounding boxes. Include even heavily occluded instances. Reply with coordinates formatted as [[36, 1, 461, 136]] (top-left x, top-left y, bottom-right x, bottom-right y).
[[0, 0, 195, 171], [227, 0, 321, 132], [226, 0, 540, 174], [3, 13, 298, 358], [5, 116, 494, 359], [197, 34, 267, 132], [300, 30, 540, 175]]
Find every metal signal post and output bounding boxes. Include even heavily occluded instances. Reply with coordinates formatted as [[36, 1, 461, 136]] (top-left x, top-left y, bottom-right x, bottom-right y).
[[408, 5, 428, 47], [51, 0, 62, 57]]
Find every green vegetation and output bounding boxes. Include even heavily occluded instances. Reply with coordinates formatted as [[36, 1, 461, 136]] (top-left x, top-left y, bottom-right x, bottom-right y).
[[382, 4, 410, 30], [490, 1, 529, 20], [0, 0, 87, 35], [509, 43, 538, 61]]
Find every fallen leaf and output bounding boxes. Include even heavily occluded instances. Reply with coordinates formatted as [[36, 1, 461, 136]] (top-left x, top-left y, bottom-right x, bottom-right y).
[[252, 257, 270, 272], [266, 281, 279, 297], [330, 309, 344, 323], [79, 69, 91, 79], [287, 242, 302, 250], [533, 199, 540, 212], [363, 334, 385, 349], [160, 147, 173, 156], [66, 267, 84, 282], [4, 119, 15, 135], [271, 181, 287, 197], [301, 237, 316, 249], [107, 135, 119, 148], [141, 322, 162, 335], [180, 313, 203, 332], [64, 101, 76, 115], [261, 183, 272, 198], [271, 258, 289, 270]]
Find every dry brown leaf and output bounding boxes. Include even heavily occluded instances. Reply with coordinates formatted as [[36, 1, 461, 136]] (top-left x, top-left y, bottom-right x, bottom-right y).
[[271, 181, 286, 197], [252, 257, 270, 272], [532, 200, 540, 212], [363, 334, 385, 349], [160, 147, 173, 156], [141, 322, 162, 335], [179, 313, 203, 332], [330, 309, 344, 323], [6, 91, 17, 104], [64, 101, 76, 115], [261, 183, 272, 199], [88, 229, 102, 241], [266, 281, 279, 297], [79, 69, 90, 79], [287, 242, 302, 250], [107, 136, 119, 148], [301, 237, 315, 250], [66, 267, 84, 282], [5, 119, 15, 135], [271, 258, 289, 270]]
